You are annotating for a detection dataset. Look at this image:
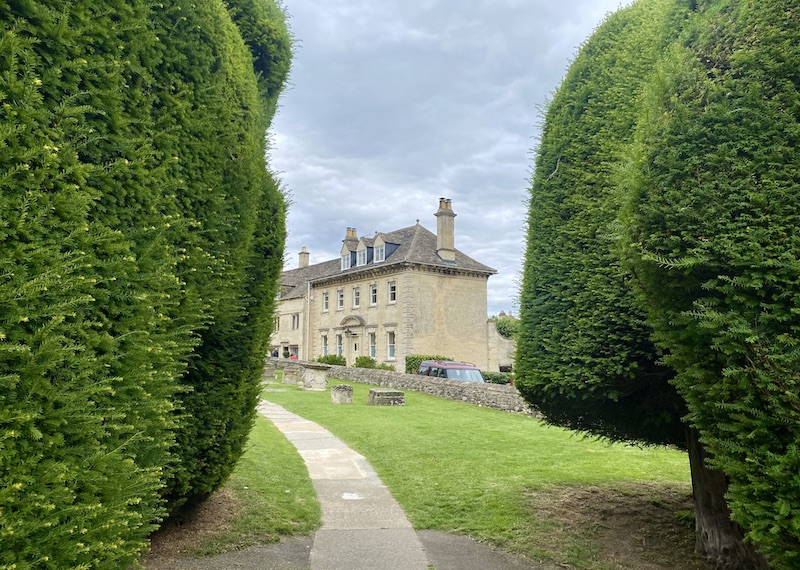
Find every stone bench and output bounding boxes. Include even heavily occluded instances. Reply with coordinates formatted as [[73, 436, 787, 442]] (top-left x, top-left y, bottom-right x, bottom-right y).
[[368, 389, 405, 406]]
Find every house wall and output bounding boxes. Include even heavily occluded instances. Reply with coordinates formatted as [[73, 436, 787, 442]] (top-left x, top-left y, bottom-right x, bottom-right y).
[[302, 266, 490, 368], [486, 319, 516, 372], [309, 272, 402, 366], [402, 268, 490, 369], [271, 296, 306, 358]]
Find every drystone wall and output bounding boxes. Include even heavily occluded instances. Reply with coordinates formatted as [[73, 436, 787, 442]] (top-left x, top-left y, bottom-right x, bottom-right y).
[[264, 358, 536, 416]]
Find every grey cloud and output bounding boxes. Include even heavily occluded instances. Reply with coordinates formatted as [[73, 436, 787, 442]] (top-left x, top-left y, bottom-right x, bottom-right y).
[[272, 0, 630, 314]]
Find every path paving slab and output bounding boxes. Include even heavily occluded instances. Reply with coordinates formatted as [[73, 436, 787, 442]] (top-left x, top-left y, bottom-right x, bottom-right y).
[[145, 401, 555, 570], [311, 528, 426, 570], [258, 401, 429, 570]]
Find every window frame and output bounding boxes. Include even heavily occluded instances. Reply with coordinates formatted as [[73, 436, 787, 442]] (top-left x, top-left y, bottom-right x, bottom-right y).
[[353, 286, 360, 308], [337, 288, 344, 310], [374, 245, 385, 263], [388, 281, 397, 304], [387, 331, 396, 360]]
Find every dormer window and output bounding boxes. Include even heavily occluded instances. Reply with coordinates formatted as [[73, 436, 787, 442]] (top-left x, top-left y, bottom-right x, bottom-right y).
[[341, 254, 351, 270], [374, 244, 385, 263], [357, 249, 367, 267]]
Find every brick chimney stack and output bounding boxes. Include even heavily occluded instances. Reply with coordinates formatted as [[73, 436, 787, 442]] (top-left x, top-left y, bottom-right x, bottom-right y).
[[343, 227, 358, 242], [435, 198, 456, 262], [298, 246, 310, 268]]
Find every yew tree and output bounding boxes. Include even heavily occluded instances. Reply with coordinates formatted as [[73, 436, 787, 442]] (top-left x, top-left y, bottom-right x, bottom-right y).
[[146, 0, 291, 506], [620, 0, 800, 566], [0, 1, 188, 566], [516, 0, 793, 567], [0, 0, 291, 566], [517, 0, 687, 449]]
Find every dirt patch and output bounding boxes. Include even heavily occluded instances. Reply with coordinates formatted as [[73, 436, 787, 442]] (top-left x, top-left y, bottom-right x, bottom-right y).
[[145, 482, 713, 570], [527, 482, 712, 570], [147, 489, 241, 558]]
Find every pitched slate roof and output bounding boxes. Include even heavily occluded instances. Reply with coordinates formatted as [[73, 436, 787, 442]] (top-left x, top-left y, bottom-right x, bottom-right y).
[[279, 258, 340, 300], [377, 223, 495, 273], [279, 222, 496, 301]]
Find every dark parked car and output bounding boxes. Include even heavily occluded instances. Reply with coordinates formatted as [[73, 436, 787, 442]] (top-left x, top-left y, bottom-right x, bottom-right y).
[[417, 360, 485, 383]]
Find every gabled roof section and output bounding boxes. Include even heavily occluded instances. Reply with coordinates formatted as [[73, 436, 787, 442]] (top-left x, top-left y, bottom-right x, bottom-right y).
[[279, 258, 340, 300], [375, 223, 496, 274], [280, 222, 496, 298]]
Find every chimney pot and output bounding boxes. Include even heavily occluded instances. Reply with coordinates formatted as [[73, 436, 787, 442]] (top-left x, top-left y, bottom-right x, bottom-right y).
[[298, 246, 311, 269], [298, 246, 310, 268], [435, 198, 456, 262]]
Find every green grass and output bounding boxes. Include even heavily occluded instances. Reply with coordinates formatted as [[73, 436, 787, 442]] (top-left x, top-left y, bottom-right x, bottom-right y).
[[190, 413, 321, 555], [260, 381, 694, 565]]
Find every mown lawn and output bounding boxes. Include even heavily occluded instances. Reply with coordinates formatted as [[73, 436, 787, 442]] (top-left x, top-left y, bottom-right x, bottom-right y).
[[254, 380, 703, 569]]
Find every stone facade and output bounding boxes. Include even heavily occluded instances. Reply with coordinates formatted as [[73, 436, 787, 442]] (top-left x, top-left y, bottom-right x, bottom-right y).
[[271, 199, 513, 371], [272, 295, 305, 359]]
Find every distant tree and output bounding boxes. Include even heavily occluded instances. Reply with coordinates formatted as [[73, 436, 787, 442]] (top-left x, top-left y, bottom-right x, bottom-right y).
[[620, 0, 800, 566], [494, 315, 519, 339], [517, 0, 767, 567]]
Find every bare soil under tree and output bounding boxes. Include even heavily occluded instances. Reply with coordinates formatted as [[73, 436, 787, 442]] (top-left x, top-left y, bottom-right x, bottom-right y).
[[146, 481, 713, 570]]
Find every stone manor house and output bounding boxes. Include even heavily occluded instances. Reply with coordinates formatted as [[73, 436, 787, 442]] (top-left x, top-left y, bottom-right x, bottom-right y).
[[270, 198, 514, 371]]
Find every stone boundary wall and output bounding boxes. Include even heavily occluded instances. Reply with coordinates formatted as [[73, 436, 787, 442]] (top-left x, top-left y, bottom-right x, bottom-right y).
[[264, 358, 537, 416]]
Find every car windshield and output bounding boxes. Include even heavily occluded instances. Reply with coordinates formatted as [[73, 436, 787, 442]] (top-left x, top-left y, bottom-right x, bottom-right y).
[[448, 368, 484, 382]]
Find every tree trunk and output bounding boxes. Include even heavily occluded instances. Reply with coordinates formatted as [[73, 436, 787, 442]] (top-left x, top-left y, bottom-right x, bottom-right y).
[[687, 428, 769, 570]]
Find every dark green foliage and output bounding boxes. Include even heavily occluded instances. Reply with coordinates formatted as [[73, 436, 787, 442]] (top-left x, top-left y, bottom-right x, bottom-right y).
[[317, 354, 346, 366], [483, 371, 513, 385], [0, 0, 186, 566], [517, 0, 689, 447], [226, 0, 293, 122], [404, 354, 453, 374], [621, 1, 800, 564], [146, 0, 291, 505], [494, 316, 519, 339], [521, 0, 799, 564], [354, 356, 377, 369], [0, 0, 290, 565]]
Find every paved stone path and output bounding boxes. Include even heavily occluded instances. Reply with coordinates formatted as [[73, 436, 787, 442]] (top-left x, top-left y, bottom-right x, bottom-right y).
[[257, 401, 430, 570], [143, 402, 549, 570]]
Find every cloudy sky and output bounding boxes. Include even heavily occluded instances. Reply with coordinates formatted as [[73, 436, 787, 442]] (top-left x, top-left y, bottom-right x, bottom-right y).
[[269, 0, 630, 316]]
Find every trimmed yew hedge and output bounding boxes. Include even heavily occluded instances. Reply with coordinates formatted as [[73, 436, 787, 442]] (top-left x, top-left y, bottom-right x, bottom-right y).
[[0, 0, 290, 567], [404, 354, 453, 374], [620, 1, 800, 565], [519, 0, 800, 566], [517, 0, 689, 449]]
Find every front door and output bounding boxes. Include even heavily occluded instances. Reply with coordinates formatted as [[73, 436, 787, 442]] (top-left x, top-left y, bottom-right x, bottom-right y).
[[350, 336, 359, 366]]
